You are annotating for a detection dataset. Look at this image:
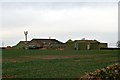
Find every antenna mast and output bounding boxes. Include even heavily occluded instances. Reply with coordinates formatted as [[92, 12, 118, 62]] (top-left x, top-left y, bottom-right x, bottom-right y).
[[24, 31, 28, 41]]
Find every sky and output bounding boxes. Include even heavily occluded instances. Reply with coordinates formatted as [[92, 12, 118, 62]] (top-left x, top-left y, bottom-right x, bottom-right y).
[[0, 0, 119, 47]]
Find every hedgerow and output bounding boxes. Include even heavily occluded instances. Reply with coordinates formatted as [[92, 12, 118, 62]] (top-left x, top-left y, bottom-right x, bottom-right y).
[[80, 63, 120, 80]]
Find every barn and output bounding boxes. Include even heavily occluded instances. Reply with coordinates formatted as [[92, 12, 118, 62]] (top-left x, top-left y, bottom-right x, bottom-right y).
[[65, 39, 107, 50], [27, 39, 65, 49], [14, 39, 65, 50], [74, 40, 100, 50]]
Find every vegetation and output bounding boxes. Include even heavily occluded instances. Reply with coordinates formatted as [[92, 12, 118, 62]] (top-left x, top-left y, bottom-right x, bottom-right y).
[[2, 49, 119, 78], [80, 63, 120, 80], [117, 40, 120, 48]]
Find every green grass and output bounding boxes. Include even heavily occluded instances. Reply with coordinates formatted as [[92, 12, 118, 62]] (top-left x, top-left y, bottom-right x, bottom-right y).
[[2, 49, 119, 78]]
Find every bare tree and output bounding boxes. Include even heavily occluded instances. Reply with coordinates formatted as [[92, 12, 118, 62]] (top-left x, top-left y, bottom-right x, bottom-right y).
[[117, 40, 120, 48]]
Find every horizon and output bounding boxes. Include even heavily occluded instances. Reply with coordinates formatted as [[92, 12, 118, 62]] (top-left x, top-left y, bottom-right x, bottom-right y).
[[0, 37, 116, 48]]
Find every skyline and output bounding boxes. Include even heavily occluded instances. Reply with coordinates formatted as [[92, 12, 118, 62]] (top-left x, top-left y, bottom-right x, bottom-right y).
[[0, 0, 119, 47]]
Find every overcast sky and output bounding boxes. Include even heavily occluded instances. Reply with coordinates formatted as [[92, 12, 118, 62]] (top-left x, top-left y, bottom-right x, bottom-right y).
[[0, 0, 119, 47]]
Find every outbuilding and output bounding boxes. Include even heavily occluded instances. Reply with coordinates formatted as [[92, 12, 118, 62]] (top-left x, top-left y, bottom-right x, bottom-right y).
[[65, 39, 107, 50]]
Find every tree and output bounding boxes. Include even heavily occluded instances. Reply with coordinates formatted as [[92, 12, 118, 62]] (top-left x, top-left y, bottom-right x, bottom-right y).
[[117, 40, 120, 48]]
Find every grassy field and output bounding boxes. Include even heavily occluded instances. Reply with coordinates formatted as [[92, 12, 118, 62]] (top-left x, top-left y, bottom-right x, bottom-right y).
[[2, 49, 119, 78]]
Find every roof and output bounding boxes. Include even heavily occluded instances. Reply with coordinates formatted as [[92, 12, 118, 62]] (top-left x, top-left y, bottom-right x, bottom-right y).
[[13, 41, 30, 48], [74, 40, 100, 43], [28, 40, 43, 45], [66, 39, 74, 43], [31, 39, 64, 44], [16, 41, 30, 45]]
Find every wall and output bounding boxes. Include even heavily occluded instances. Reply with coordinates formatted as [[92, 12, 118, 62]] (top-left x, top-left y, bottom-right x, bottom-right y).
[[77, 43, 88, 50], [90, 43, 100, 50]]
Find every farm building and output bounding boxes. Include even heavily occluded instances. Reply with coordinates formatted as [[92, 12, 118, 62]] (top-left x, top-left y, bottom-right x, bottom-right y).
[[13, 39, 65, 50], [27, 39, 65, 49], [65, 39, 107, 50], [13, 38, 107, 50]]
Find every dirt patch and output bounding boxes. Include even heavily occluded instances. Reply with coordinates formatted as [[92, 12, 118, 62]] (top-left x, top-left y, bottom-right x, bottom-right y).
[[22, 55, 80, 60], [2, 75, 15, 78], [3, 54, 112, 63], [3, 55, 81, 63]]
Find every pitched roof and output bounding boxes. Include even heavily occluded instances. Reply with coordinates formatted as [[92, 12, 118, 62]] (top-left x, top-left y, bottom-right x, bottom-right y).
[[66, 39, 74, 43]]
